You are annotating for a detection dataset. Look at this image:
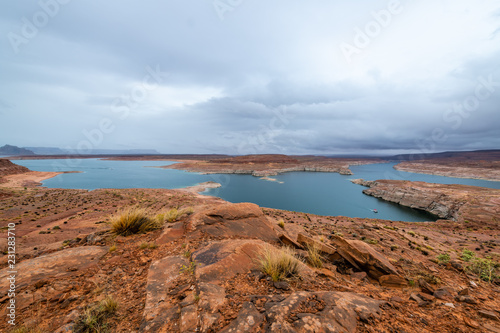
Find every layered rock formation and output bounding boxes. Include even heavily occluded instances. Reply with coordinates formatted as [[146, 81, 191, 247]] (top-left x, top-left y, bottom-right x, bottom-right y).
[[352, 179, 500, 224], [163, 154, 381, 177]]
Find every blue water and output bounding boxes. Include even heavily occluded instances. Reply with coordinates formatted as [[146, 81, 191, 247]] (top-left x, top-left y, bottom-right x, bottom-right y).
[[14, 159, 213, 190], [12, 159, 500, 222]]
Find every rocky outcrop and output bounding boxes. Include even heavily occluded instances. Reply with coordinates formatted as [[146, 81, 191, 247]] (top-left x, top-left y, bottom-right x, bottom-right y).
[[0, 159, 30, 178], [353, 179, 464, 220], [188, 202, 280, 242], [330, 235, 400, 280], [0, 246, 107, 297]]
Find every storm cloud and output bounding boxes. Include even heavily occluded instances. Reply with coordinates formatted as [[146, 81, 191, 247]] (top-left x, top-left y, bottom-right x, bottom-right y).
[[1, 0, 499, 155]]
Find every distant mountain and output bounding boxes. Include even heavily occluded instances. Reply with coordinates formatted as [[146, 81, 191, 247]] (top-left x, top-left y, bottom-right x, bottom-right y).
[[25, 147, 65, 155], [24, 147, 160, 155], [0, 144, 35, 156], [386, 149, 500, 161]]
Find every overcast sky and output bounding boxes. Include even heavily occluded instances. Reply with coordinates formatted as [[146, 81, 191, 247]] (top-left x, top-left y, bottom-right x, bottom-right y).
[[1, 0, 499, 155]]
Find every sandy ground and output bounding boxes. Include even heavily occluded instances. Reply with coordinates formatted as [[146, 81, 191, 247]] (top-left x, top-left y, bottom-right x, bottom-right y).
[[0, 171, 62, 188]]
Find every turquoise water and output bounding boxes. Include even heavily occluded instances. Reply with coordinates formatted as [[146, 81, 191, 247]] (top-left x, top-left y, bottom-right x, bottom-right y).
[[13, 159, 500, 222], [14, 159, 213, 190]]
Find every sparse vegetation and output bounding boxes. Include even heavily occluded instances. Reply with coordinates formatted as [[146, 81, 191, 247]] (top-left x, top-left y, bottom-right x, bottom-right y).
[[461, 249, 475, 262], [257, 245, 303, 282], [459, 250, 500, 282], [306, 243, 323, 268], [110, 207, 162, 236], [437, 253, 450, 264], [155, 207, 193, 224], [277, 219, 285, 229], [73, 296, 118, 333], [139, 242, 157, 250], [180, 261, 198, 275], [109, 244, 117, 252]]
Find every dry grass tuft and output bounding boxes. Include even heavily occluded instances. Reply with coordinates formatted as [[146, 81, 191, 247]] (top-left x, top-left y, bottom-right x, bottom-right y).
[[257, 245, 303, 282], [156, 207, 193, 224], [306, 243, 324, 268], [110, 207, 162, 236], [73, 296, 118, 333]]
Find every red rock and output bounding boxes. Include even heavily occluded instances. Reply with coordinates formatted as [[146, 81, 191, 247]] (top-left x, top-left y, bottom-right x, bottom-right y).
[[478, 310, 499, 321], [297, 233, 336, 255], [379, 274, 408, 288], [156, 221, 185, 244], [330, 235, 399, 279], [189, 203, 279, 242], [279, 233, 304, 250]]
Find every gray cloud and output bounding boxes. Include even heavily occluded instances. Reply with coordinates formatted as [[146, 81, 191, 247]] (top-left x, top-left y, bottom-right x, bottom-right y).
[[1, 0, 499, 155]]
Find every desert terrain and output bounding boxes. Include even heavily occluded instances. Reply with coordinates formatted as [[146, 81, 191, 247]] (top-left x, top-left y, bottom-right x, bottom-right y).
[[0, 157, 499, 332]]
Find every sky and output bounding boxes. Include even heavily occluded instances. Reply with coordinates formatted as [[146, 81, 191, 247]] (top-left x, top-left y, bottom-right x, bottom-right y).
[[1, 0, 500, 155]]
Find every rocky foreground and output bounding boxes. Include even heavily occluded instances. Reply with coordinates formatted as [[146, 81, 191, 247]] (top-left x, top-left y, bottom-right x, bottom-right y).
[[0, 180, 499, 332]]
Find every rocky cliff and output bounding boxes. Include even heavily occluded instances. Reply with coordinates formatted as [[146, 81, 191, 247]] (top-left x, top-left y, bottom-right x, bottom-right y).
[[352, 179, 500, 224]]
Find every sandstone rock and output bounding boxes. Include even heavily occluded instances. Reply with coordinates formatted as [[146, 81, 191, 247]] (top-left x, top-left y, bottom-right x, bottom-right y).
[[379, 274, 407, 288], [479, 310, 499, 321], [220, 302, 264, 333], [444, 303, 455, 309], [330, 235, 399, 279], [279, 233, 304, 250], [418, 279, 435, 294], [263, 291, 384, 333], [0, 246, 106, 296], [157, 221, 185, 244], [434, 287, 453, 300], [273, 281, 290, 290], [188, 203, 279, 242], [410, 293, 429, 307], [463, 317, 479, 328], [351, 271, 368, 280], [297, 233, 336, 255], [193, 239, 267, 284], [458, 287, 469, 296], [140, 255, 188, 332]]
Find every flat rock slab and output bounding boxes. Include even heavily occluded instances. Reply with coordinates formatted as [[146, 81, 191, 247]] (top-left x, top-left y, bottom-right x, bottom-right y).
[[189, 203, 279, 242], [222, 291, 384, 333], [157, 221, 185, 244], [141, 255, 188, 332], [0, 246, 106, 296], [194, 239, 268, 283]]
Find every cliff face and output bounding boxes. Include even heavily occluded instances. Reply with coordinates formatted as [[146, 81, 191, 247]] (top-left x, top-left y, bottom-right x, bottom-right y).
[[354, 179, 500, 223], [0, 159, 30, 177], [164, 155, 379, 177]]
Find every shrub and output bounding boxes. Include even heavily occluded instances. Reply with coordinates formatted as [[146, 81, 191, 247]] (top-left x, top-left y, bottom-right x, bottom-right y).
[[437, 253, 450, 264], [110, 208, 161, 236], [73, 296, 118, 333], [257, 245, 303, 282], [466, 256, 500, 282], [156, 207, 192, 224], [306, 243, 323, 268], [461, 249, 475, 262], [277, 219, 285, 229]]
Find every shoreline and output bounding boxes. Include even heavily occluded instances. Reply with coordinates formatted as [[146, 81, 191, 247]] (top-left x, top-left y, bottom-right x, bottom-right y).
[[394, 163, 500, 182], [0, 171, 63, 188]]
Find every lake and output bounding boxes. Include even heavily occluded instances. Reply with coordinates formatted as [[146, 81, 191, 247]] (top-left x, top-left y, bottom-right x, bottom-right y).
[[13, 159, 500, 222]]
